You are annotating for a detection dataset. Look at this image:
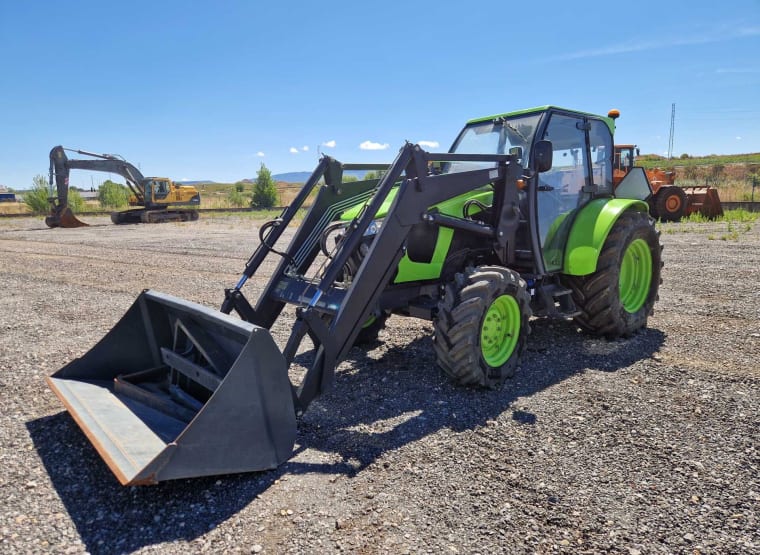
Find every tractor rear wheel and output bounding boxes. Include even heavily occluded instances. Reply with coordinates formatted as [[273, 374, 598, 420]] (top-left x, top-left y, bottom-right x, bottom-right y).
[[654, 186, 687, 221], [563, 210, 662, 338], [433, 266, 531, 388]]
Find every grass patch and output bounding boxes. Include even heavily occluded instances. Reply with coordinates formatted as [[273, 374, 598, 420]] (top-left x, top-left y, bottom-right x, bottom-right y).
[[637, 152, 760, 169], [658, 208, 758, 238]]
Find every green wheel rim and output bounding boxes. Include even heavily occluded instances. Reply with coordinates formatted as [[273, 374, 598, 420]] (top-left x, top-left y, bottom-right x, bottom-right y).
[[619, 238, 653, 313], [480, 295, 521, 367]]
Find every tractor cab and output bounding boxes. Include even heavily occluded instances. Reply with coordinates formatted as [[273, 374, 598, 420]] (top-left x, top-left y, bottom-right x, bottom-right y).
[[449, 107, 617, 274]]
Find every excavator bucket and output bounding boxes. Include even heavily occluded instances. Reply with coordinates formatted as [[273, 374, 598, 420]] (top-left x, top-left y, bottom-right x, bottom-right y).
[[45, 206, 89, 228], [46, 290, 297, 485], [682, 187, 724, 219]]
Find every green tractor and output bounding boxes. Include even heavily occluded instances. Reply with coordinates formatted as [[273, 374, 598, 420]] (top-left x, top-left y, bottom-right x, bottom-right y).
[[47, 106, 662, 484]]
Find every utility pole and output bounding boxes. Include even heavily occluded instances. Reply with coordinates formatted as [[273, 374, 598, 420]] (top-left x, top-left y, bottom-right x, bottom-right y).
[[667, 103, 676, 160]]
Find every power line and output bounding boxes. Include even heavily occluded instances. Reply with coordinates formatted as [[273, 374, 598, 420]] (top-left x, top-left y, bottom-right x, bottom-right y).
[[667, 103, 676, 160]]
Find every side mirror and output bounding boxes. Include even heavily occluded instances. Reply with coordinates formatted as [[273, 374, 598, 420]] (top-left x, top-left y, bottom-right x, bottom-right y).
[[533, 140, 553, 173], [508, 146, 523, 160]]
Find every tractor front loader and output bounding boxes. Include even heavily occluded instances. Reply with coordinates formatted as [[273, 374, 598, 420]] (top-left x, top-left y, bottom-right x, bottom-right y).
[[47, 106, 663, 485]]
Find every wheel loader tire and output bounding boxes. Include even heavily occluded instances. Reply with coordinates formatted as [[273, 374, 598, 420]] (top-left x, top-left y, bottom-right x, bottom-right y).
[[563, 210, 662, 338], [433, 266, 531, 388], [654, 186, 687, 221]]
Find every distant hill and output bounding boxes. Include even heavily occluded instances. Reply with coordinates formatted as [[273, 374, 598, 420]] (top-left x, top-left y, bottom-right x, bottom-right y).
[[271, 172, 312, 183]]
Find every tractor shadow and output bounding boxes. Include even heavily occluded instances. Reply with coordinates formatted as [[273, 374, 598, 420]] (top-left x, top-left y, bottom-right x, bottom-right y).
[[27, 319, 664, 554], [289, 318, 666, 473]]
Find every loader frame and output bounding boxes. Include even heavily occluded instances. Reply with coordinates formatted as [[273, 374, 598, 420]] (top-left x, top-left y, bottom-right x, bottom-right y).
[[222, 144, 523, 412]]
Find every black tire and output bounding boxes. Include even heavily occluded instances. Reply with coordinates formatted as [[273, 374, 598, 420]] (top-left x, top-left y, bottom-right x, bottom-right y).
[[563, 210, 662, 338], [654, 186, 687, 221], [353, 312, 388, 346], [433, 265, 531, 388]]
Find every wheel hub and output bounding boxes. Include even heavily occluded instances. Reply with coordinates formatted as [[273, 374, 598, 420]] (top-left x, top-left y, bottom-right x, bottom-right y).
[[619, 238, 653, 313], [480, 295, 520, 367]]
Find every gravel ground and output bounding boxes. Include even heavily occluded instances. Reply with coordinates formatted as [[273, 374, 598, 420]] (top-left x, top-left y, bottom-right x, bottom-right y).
[[0, 214, 758, 554]]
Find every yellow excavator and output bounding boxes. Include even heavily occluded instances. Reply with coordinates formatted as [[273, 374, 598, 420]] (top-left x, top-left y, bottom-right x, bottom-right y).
[[46, 146, 201, 227]]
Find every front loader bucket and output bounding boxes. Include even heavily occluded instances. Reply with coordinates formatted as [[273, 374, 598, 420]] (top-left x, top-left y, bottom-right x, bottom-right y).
[[46, 290, 296, 485], [682, 187, 724, 219], [45, 206, 89, 228]]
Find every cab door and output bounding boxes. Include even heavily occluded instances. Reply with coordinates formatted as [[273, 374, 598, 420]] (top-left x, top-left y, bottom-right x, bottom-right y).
[[536, 113, 590, 272]]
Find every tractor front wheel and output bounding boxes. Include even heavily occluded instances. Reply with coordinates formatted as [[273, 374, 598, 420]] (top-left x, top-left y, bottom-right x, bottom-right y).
[[433, 266, 531, 388], [564, 210, 662, 338], [353, 312, 388, 346]]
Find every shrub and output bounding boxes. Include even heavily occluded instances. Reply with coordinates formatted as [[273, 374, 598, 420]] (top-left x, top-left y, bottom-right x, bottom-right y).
[[227, 189, 248, 208], [67, 188, 85, 213], [98, 180, 130, 209], [24, 175, 52, 214]]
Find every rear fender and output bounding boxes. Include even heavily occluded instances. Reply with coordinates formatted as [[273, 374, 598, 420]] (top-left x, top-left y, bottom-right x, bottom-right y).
[[563, 198, 649, 276]]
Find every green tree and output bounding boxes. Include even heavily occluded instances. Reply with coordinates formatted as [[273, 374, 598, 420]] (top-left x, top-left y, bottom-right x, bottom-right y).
[[251, 163, 278, 208], [342, 175, 358, 183], [234, 181, 246, 193], [98, 180, 130, 209], [24, 175, 51, 214]]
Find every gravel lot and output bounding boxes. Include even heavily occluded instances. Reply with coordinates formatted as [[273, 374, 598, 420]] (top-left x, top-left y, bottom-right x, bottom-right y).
[[1, 214, 758, 554]]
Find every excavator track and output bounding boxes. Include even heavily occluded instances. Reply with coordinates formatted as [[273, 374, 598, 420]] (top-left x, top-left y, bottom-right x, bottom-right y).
[[110, 209, 199, 224]]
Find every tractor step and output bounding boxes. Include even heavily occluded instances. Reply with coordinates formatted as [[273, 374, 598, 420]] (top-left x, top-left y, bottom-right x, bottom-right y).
[[534, 284, 580, 319]]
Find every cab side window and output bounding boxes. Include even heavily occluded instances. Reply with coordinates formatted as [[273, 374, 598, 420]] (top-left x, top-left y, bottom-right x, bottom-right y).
[[589, 119, 613, 194]]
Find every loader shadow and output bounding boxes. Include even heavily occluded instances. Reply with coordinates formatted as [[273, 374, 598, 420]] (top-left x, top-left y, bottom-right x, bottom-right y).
[[27, 413, 289, 554], [287, 319, 666, 474], [27, 319, 664, 554]]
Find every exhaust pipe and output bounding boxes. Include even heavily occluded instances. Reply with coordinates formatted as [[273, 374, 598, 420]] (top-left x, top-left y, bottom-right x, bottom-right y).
[[47, 290, 296, 485]]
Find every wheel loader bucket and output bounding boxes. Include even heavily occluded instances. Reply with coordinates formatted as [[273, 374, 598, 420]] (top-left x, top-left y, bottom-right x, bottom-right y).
[[682, 187, 723, 219], [46, 290, 297, 485], [45, 206, 89, 228]]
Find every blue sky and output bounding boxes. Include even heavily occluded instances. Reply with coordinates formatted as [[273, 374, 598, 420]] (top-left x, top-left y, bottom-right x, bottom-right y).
[[1, 0, 758, 188]]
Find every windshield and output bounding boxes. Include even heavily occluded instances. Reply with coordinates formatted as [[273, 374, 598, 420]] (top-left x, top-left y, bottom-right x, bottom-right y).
[[446, 113, 542, 172]]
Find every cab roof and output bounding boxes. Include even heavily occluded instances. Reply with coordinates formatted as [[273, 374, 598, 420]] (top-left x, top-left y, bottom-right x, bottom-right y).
[[467, 106, 616, 133]]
